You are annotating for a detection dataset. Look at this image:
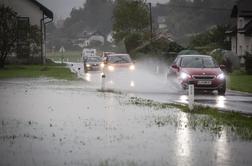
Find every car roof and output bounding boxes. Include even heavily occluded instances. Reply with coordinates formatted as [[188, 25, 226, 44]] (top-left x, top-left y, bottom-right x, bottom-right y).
[[86, 56, 101, 58], [178, 54, 212, 58], [108, 53, 129, 56]]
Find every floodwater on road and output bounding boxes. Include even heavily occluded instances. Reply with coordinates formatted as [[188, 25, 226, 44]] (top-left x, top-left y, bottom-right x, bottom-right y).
[[70, 62, 252, 114], [0, 78, 252, 166]]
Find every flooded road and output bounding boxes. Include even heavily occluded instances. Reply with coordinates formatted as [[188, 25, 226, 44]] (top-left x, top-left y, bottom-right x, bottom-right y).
[[70, 62, 252, 115], [1, 76, 252, 165]]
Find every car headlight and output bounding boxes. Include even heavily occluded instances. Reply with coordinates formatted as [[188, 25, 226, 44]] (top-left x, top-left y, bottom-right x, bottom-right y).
[[217, 73, 225, 80], [108, 65, 114, 71], [100, 63, 105, 68], [86, 64, 91, 67], [129, 65, 135, 70], [180, 72, 191, 80]]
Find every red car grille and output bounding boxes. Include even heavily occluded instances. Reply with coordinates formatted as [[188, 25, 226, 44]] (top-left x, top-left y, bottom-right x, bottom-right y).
[[192, 75, 215, 80]]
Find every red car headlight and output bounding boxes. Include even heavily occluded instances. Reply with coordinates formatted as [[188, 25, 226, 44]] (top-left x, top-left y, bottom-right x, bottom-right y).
[[217, 73, 225, 80], [180, 72, 191, 80]]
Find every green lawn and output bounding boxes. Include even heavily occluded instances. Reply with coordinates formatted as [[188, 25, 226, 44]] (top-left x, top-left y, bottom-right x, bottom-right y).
[[0, 64, 78, 80], [47, 51, 82, 63], [228, 70, 252, 93]]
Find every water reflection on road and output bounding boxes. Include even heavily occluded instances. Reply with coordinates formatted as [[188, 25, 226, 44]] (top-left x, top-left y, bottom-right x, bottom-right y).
[[216, 130, 230, 166], [176, 112, 191, 165]]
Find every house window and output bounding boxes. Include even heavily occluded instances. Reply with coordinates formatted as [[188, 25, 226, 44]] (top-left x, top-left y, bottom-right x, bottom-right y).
[[240, 45, 243, 56], [17, 17, 30, 58], [239, 18, 243, 28]]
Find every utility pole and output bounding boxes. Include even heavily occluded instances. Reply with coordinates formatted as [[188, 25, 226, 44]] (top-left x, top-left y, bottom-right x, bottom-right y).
[[148, 2, 153, 42]]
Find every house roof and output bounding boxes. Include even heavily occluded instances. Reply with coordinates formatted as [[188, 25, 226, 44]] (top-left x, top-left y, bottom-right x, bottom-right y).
[[29, 0, 53, 19], [231, 0, 252, 18], [244, 20, 252, 34]]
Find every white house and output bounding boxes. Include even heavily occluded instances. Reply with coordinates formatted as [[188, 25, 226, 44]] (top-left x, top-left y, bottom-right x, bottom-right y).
[[89, 35, 105, 45], [0, 0, 53, 63], [228, 0, 252, 64]]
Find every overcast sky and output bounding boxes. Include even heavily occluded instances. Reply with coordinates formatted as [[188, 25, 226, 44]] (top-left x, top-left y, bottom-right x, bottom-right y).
[[38, 0, 170, 20]]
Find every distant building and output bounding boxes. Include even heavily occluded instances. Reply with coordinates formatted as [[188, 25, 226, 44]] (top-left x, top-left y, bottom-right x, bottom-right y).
[[73, 31, 105, 48], [107, 32, 114, 43], [0, 0, 53, 63], [89, 35, 105, 45], [157, 16, 167, 30], [227, 0, 252, 64]]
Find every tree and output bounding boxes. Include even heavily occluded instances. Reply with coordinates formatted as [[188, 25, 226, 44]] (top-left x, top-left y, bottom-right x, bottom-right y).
[[63, 0, 114, 38], [0, 5, 17, 68], [113, 0, 150, 46], [188, 25, 230, 53]]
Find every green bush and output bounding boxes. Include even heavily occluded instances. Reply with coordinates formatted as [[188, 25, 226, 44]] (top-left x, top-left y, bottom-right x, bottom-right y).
[[245, 53, 252, 75], [124, 33, 143, 53]]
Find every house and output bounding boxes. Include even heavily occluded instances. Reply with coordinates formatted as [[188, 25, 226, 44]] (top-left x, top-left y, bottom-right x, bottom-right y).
[[157, 16, 167, 30], [73, 31, 105, 48], [89, 34, 105, 45], [0, 0, 53, 64], [228, 0, 252, 64]]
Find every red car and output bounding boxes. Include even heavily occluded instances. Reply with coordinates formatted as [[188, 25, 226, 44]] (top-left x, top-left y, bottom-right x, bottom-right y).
[[167, 55, 226, 95], [103, 53, 135, 72]]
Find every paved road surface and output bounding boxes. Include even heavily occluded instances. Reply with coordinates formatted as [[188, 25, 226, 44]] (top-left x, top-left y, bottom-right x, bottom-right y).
[[68, 62, 252, 115]]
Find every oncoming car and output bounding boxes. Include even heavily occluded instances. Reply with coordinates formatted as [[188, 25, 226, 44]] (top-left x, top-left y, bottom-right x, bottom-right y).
[[167, 55, 226, 95], [102, 53, 136, 87], [83, 56, 103, 73], [103, 53, 135, 72]]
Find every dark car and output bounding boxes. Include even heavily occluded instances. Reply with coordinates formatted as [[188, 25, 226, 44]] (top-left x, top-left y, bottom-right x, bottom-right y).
[[167, 55, 226, 95], [84, 56, 103, 73]]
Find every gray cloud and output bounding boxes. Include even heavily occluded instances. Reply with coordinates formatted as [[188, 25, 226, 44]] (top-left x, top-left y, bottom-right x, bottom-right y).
[[38, 0, 169, 19]]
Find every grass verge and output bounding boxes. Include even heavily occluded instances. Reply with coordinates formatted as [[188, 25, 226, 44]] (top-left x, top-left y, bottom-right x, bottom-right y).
[[129, 97, 252, 140], [228, 70, 252, 93], [0, 64, 78, 80], [47, 51, 82, 63]]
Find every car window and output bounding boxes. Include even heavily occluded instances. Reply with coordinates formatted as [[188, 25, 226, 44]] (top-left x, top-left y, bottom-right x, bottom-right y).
[[107, 55, 131, 63], [181, 56, 218, 68], [203, 57, 218, 68], [176, 57, 181, 66], [87, 57, 102, 62]]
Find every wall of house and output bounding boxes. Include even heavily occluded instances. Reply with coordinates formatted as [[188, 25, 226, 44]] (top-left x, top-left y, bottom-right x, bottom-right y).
[[244, 36, 252, 54], [236, 17, 252, 57], [0, 0, 43, 27], [231, 36, 237, 54]]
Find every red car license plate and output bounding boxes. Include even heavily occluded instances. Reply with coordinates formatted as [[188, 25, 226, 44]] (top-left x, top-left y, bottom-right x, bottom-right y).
[[197, 80, 212, 85]]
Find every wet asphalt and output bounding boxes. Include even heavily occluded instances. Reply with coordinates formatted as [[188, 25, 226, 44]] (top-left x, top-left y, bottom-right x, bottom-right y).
[[70, 62, 252, 115]]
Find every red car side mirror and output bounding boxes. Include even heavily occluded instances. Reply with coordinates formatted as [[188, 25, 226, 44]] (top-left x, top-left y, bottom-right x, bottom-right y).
[[171, 64, 178, 69], [220, 64, 225, 70], [171, 64, 179, 72]]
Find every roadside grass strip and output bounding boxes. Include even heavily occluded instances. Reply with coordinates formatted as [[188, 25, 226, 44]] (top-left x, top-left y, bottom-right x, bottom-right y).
[[47, 51, 82, 63], [128, 97, 252, 140], [228, 70, 252, 93], [0, 65, 78, 80]]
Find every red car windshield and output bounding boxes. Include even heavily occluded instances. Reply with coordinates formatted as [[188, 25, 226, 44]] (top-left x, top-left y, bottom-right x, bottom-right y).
[[107, 55, 131, 64], [180, 56, 218, 68]]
